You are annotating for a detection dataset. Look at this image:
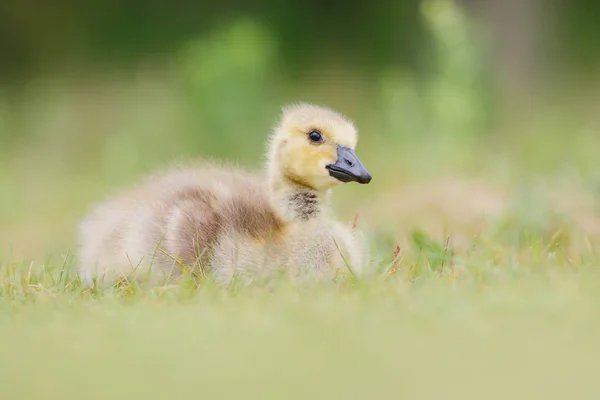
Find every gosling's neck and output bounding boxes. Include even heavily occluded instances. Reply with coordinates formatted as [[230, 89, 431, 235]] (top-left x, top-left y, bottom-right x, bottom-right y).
[[269, 177, 330, 222]]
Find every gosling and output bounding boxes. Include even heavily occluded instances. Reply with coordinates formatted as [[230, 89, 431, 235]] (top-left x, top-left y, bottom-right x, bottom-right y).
[[77, 103, 372, 285]]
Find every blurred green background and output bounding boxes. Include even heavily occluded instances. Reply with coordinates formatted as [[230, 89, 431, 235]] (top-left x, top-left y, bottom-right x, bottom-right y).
[[1, 0, 600, 262]]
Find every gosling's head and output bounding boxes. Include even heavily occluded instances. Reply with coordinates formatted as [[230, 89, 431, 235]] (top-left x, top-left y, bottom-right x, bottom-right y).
[[267, 103, 371, 191]]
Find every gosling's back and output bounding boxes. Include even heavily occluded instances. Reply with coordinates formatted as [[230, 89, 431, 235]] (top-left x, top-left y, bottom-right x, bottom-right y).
[[77, 165, 283, 284]]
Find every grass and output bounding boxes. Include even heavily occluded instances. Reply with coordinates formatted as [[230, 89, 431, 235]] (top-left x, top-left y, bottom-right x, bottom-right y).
[[2, 225, 600, 399]]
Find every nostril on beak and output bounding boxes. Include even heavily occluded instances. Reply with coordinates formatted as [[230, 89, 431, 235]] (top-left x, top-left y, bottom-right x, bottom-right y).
[[345, 158, 354, 167]]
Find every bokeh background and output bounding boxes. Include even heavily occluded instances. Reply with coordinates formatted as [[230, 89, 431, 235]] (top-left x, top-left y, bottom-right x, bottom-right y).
[[1, 0, 600, 263]]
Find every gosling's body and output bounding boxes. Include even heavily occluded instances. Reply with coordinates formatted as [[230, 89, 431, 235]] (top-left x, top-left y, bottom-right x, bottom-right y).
[[77, 104, 371, 285]]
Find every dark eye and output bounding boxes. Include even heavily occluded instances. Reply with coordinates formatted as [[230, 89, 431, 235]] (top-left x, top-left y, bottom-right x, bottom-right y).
[[308, 130, 323, 143]]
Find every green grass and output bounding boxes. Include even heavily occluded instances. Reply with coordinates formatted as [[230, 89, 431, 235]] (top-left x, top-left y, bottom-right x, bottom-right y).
[[2, 229, 600, 399]]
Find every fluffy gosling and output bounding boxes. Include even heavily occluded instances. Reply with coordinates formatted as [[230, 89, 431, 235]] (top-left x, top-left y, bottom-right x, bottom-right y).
[[77, 103, 371, 285]]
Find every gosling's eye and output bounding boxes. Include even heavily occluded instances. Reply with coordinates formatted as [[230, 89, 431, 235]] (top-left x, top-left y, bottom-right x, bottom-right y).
[[308, 130, 323, 143]]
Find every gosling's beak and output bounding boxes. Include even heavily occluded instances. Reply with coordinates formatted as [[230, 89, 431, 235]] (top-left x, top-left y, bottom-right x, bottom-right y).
[[326, 146, 372, 184]]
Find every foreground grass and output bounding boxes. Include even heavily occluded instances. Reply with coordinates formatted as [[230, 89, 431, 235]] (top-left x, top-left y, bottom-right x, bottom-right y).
[[2, 234, 600, 400]]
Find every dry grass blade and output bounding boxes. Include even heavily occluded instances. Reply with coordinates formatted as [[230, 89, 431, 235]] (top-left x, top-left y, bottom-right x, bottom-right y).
[[332, 237, 356, 278], [384, 245, 404, 280]]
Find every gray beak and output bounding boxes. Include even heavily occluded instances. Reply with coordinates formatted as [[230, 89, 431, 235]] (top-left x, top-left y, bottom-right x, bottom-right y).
[[326, 146, 372, 184]]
